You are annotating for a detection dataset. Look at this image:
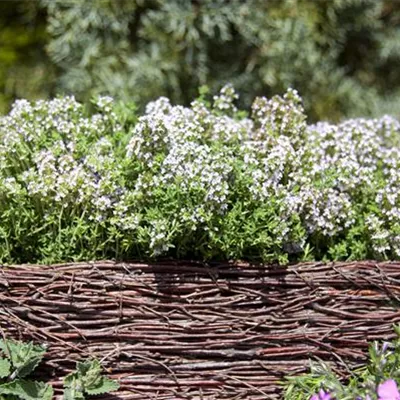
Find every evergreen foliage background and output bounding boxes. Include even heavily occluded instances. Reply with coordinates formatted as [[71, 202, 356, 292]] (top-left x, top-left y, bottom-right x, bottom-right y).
[[2, 0, 400, 120], [0, 0, 54, 113]]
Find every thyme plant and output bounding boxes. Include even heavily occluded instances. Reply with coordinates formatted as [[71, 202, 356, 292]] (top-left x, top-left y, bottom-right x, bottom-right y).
[[1, 87, 400, 264]]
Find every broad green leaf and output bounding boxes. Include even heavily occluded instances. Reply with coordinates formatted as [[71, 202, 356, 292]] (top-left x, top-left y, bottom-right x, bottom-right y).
[[0, 339, 46, 378], [65, 359, 119, 396], [0, 359, 11, 379], [63, 372, 78, 388], [0, 339, 46, 377], [15, 356, 44, 379], [63, 387, 85, 400], [85, 377, 120, 395], [65, 359, 103, 390], [0, 379, 53, 400]]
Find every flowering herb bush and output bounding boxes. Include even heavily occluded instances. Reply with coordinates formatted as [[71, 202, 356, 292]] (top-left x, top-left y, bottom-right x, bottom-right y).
[[284, 326, 400, 400], [1, 85, 400, 263]]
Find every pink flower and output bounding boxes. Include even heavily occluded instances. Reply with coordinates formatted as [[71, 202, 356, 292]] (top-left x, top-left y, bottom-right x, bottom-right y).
[[310, 389, 332, 400], [378, 379, 400, 400]]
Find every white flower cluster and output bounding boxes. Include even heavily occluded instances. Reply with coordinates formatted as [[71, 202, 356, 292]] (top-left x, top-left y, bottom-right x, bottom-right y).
[[127, 97, 235, 210], [126, 87, 400, 255], [212, 83, 239, 114], [299, 116, 400, 249], [251, 88, 306, 140], [0, 96, 133, 228]]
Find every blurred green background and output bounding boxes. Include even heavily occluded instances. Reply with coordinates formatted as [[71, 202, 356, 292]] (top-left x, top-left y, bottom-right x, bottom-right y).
[[2, 0, 400, 121]]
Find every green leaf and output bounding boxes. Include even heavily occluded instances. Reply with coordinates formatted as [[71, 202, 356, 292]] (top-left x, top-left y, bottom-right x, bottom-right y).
[[63, 372, 78, 389], [0, 359, 11, 379], [85, 377, 119, 395], [0, 340, 46, 378], [394, 324, 400, 338], [78, 359, 102, 388], [0, 395, 19, 400], [63, 387, 85, 400], [65, 359, 103, 390], [0, 379, 53, 400], [65, 359, 119, 396], [15, 357, 44, 380]]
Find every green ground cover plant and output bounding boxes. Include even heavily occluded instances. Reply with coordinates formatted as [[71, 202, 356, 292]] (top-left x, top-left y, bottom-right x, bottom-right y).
[[284, 326, 400, 400], [0, 338, 119, 399], [1, 86, 400, 264]]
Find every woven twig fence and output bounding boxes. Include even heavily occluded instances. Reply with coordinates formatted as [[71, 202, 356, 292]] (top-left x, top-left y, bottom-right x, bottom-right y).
[[1, 261, 400, 399]]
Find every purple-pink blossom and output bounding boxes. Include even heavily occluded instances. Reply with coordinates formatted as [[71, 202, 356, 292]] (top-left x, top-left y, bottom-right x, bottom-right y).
[[310, 389, 332, 400], [309, 379, 400, 400], [377, 379, 400, 400]]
